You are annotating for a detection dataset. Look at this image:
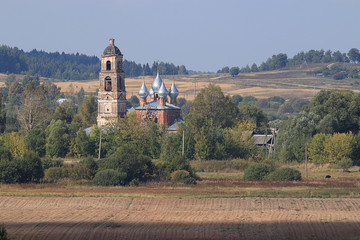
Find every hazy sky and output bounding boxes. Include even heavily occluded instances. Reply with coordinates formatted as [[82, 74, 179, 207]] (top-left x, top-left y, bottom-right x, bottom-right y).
[[1, 0, 359, 72]]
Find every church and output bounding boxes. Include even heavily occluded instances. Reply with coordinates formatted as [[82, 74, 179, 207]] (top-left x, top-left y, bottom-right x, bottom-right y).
[[97, 38, 182, 130]]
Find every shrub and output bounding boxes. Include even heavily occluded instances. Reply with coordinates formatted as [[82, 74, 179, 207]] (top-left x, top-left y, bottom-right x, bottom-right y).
[[42, 158, 63, 170], [68, 165, 90, 180], [333, 72, 347, 80], [0, 223, 8, 240], [18, 151, 44, 183], [98, 144, 154, 184], [265, 167, 302, 181], [243, 163, 273, 180], [44, 167, 69, 183], [171, 170, 196, 184], [79, 157, 98, 179], [93, 169, 127, 186], [336, 157, 353, 172], [0, 150, 44, 183], [129, 178, 140, 187]]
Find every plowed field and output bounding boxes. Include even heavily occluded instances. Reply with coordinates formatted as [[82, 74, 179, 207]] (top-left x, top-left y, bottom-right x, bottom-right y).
[[1, 196, 360, 240]]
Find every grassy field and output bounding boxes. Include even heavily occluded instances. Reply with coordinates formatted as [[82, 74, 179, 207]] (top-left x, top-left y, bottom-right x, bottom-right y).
[[1, 64, 359, 101], [54, 66, 359, 101], [0, 162, 359, 199]]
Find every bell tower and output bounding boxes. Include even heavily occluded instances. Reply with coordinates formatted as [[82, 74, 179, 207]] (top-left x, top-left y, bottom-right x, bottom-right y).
[[97, 38, 127, 127]]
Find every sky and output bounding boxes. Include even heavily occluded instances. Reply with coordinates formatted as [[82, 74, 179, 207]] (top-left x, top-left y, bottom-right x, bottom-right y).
[[1, 0, 360, 72]]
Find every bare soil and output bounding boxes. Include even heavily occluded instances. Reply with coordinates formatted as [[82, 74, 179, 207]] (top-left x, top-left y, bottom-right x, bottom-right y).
[[1, 196, 360, 240]]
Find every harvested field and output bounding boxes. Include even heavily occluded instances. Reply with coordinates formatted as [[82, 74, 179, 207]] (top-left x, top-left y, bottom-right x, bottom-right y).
[[51, 66, 360, 101], [1, 196, 360, 239]]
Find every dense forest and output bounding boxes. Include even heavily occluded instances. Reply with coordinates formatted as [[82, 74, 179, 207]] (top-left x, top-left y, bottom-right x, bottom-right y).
[[0, 45, 188, 80], [218, 48, 360, 79]]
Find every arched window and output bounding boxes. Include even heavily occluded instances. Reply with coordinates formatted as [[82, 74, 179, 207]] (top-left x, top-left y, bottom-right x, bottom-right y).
[[105, 77, 112, 91], [106, 61, 111, 71]]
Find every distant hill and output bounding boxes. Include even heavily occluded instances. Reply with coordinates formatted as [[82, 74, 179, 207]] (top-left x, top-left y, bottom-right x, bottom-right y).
[[0, 45, 188, 80]]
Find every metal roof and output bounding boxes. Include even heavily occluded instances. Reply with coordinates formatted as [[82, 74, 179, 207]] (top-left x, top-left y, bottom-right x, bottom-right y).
[[138, 81, 149, 98], [103, 45, 122, 55], [135, 100, 180, 110], [169, 81, 179, 99], [252, 135, 273, 145], [168, 118, 184, 131]]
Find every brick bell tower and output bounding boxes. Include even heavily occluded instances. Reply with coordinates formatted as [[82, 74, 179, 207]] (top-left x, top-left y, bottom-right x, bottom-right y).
[[97, 38, 127, 127]]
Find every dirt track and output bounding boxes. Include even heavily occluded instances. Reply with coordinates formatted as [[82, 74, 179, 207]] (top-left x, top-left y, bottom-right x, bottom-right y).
[[1, 196, 360, 239]]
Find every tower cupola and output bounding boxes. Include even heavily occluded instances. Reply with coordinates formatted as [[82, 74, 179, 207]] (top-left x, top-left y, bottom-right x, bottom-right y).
[[149, 87, 155, 100], [158, 82, 168, 98], [169, 81, 179, 99], [151, 72, 163, 93], [138, 81, 149, 98]]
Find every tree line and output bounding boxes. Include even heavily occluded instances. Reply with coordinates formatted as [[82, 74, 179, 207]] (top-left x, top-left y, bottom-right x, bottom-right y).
[[0, 45, 188, 80], [219, 48, 360, 74], [1, 76, 359, 185]]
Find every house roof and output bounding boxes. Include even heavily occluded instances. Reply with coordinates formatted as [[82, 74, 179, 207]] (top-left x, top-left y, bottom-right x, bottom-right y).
[[168, 118, 184, 131], [252, 134, 273, 145]]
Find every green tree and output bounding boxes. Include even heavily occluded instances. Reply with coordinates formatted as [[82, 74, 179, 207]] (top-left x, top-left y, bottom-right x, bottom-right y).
[[25, 129, 46, 157], [348, 48, 360, 63], [221, 66, 229, 73], [308, 133, 331, 163], [77, 87, 85, 105], [129, 95, 140, 108], [229, 67, 240, 77], [324, 132, 355, 163], [53, 102, 74, 124], [189, 84, 239, 129], [232, 94, 243, 105], [98, 144, 154, 184], [239, 102, 268, 132], [77, 95, 97, 126], [18, 151, 44, 183], [45, 120, 70, 158], [251, 63, 259, 72], [74, 128, 95, 157]]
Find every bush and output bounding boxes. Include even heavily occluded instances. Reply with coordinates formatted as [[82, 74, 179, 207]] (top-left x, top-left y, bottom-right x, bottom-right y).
[[93, 169, 127, 186], [98, 144, 154, 184], [44, 167, 69, 183], [243, 163, 273, 180], [42, 158, 64, 170], [265, 167, 302, 181], [0, 150, 44, 183], [336, 157, 353, 172], [18, 151, 44, 183], [0, 224, 8, 240], [333, 72, 348, 80], [79, 157, 98, 179], [171, 170, 196, 184]]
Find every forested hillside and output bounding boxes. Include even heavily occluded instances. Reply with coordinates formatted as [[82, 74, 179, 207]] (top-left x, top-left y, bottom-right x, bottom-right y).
[[0, 45, 188, 80], [218, 48, 360, 78]]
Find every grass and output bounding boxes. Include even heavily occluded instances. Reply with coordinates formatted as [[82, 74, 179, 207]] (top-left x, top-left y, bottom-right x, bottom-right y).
[[1, 161, 359, 199], [35, 63, 355, 101]]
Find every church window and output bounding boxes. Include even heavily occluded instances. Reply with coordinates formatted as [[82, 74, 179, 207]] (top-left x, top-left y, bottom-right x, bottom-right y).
[[106, 61, 111, 70], [105, 77, 112, 91]]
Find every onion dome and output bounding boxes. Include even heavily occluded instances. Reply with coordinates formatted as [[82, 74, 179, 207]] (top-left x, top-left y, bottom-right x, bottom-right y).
[[103, 38, 122, 55], [169, 81, 179, 99], [149, 87, 155, 99], [138, 81, 149, 98], [151, 72, 163, 93], [158, 82, 168, 98]]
